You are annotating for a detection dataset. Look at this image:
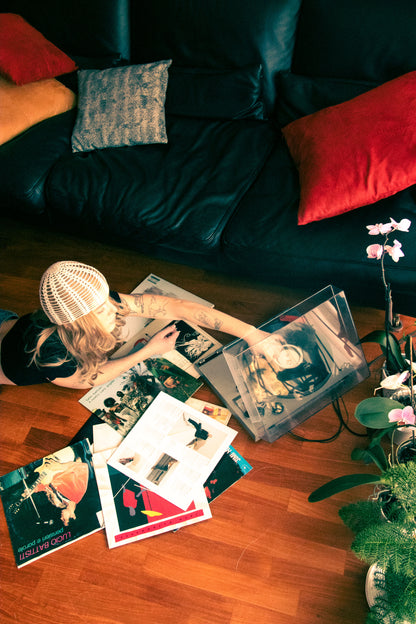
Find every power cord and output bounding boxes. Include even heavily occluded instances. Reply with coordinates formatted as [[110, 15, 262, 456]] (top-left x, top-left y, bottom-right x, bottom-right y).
[[288, 396, 368, 443], [288, 320, 416, 444]]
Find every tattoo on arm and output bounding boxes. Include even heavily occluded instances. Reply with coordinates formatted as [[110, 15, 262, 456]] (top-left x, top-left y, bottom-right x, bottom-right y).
[[193, 311, 223, 331], [147, 296, 168, 318], [119, 296, 131, 314], [132, 294, 146, 315], [131, 294, 168, 317], [127, 294, 169, 318]]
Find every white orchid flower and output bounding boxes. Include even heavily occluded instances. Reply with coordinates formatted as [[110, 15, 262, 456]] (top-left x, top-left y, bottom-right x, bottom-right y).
[[380, 371, 410, 390]]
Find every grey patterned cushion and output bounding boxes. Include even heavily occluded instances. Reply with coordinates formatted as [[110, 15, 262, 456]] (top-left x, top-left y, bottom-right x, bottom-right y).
[[71, 60, 172, 152]]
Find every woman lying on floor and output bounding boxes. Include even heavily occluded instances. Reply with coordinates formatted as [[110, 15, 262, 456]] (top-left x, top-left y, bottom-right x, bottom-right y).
[[0, 261, 264, 388]]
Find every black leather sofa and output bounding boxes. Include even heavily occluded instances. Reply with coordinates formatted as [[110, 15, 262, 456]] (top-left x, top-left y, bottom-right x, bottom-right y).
[[0, 0, 415, 316]]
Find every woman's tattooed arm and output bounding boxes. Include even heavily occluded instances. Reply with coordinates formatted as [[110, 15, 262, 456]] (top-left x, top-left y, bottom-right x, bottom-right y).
[[119, 293, 260, 342], [191, 309, 223, 331], [121, 294, 169, 318]]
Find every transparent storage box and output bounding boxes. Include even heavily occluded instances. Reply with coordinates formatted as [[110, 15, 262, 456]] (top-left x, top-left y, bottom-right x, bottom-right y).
[[222, 286, 369, 442]]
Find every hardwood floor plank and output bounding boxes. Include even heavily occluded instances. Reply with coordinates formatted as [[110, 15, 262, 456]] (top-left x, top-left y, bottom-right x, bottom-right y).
[[231, 601, 298, 624], [143, 551, 300, 616]]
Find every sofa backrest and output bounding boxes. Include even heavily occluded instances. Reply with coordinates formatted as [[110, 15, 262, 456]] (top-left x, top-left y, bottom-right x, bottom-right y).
[[292, 0, 416, 83], [129, 0, 416, 118], [2, 0, 415, 116], [0, 0, 130, 62], [128, 0, 302, 118]]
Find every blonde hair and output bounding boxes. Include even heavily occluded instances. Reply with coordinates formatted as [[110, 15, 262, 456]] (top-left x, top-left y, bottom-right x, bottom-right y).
[[30, 299, 128, 383]]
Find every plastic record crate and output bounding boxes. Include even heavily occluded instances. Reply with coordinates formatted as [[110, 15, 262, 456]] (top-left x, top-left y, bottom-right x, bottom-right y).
[[222, 285, 369, 442]]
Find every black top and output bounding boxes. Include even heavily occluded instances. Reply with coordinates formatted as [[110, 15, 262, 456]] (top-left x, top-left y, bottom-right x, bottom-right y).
[[1, 291, 120, 386]]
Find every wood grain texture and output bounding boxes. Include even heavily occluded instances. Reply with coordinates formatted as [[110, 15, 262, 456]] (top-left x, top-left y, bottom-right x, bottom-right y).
[[1, 216, 414, 624]]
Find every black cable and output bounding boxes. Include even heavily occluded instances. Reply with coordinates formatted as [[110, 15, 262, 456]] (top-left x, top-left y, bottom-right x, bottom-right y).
[[288, 396, 368, 443], [288, 400, 344, 443], [288, 321, 416, 444], [335, 396, 368, 437]]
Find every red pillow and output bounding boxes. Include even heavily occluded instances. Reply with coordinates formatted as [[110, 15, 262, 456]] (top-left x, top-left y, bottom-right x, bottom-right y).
[[0, 13, 77, 85], [282, 71, 416, 225]]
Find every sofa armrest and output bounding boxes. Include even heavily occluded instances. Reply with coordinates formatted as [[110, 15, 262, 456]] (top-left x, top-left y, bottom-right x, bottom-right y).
[[0, 109, 75, 216]]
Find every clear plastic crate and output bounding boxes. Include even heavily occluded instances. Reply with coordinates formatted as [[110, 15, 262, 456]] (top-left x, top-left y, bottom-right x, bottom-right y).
[[223, 286, 369, 442]]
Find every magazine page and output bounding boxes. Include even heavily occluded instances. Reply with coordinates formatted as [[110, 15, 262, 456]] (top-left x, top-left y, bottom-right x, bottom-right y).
[[92, 424, 211, 548], [116, 273, 214, 350], [114, 318, 222, 377], [0, 440, 102, 568], [107, 392, 237, 510], [79, 357, 202, 436]]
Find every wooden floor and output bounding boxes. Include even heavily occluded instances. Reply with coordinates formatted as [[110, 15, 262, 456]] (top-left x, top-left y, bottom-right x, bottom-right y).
[[1, 216, 414, 624]]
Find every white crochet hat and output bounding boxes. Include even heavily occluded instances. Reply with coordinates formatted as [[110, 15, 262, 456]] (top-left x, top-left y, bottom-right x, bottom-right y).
[[39, 261, 110, 325]]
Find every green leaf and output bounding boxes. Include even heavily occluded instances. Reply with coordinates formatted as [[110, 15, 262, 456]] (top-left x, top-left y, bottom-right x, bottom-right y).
[[361, 330, 389, 345], [308, 474, 381, 502], [351, 445, 388, 471], [368, 426, 395, 447], [361, 330, 406, 372], [354, 397, 404, 428]]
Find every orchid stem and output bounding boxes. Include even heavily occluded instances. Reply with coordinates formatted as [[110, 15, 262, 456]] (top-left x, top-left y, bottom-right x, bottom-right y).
[[382, 231, 402, 334]]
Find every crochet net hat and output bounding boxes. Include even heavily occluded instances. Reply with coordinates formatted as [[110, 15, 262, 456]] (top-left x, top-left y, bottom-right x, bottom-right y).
[[39, 261, 110, 325]]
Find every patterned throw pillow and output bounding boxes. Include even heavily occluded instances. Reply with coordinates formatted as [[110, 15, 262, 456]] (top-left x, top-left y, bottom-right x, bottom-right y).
[[71, 61, 172, 152]]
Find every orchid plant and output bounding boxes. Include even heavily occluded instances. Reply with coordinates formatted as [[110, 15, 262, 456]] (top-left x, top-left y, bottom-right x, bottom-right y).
[[366, 217, 411, 333], [361, 218, 413, 377], [306, 218, 415, 498], [307, 403, 416, 504]]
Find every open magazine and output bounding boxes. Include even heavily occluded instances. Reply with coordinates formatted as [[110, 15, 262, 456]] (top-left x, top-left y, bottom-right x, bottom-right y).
[[0, 440, 102, 568], [107, 392, 237, 510], [114, 273, 216, 368], [114, 318, 222, 378], [79, 357, 202, 436], [92, 423, 211, 548]]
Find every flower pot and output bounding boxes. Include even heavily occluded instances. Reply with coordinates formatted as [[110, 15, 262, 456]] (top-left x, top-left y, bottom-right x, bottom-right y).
[[365, 563, 385, 608], [379, 359, 415, 406], [396, 435, 416, 464], [377, 489, 400, 523], [365, 564, 411, 624], [391, 425, 416, 446]]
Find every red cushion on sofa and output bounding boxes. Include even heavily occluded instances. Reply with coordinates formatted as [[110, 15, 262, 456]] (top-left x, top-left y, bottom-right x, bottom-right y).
[[0, 13, 77, 85], [282, 71, 416, 225]]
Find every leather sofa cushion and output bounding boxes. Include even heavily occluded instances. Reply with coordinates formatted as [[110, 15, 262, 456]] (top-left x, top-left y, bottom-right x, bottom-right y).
[[45, 116, 276, 252], [165, 65, 265, 121], [276, 71, 377, 126], [129, 0, 302, 117], [292, 0, 416, 83], [0, 109, 75, 215], [0, 0, 130, 63]]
